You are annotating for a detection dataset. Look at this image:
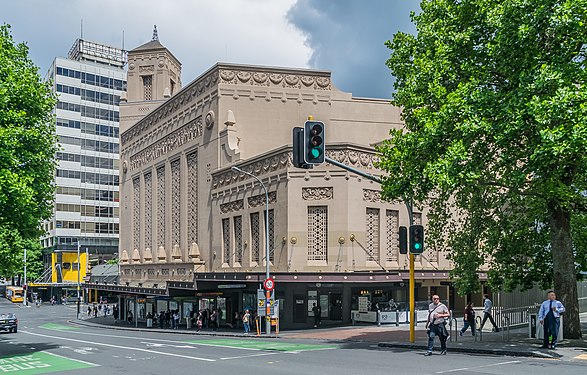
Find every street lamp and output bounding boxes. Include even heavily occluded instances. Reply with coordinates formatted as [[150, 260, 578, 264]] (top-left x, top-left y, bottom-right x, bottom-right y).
[[231, 166, 271, 335]]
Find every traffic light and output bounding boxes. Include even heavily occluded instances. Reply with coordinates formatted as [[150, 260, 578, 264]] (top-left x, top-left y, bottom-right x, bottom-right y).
[[292, 127, 312, 169], [303, 120, 325, 164], [409, 225, 424, 254], [399, 226, 407, 254]]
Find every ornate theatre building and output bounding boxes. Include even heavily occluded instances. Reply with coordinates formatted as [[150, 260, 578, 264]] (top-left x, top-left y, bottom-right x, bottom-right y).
[[107, 33, 456, 329]]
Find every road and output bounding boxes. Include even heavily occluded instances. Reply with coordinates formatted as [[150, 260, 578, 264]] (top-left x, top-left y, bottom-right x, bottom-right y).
[[1, 299, 586, 375]]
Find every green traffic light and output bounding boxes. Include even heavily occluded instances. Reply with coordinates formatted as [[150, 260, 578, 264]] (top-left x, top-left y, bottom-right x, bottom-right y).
[[414, 243, 421, 250], [311, 148, 321, 158]]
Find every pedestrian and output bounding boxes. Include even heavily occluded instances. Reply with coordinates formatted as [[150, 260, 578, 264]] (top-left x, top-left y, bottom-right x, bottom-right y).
[[127, 310, 133, 323], [158, 311, 165, 329], [210, 309, 218, 331], [459, 302, 476, 336], [93, 305, 98, 318], [425, 295, 450, 356], [312, 303, 321, 328], [173, 310, 180, 329], [87, 305, 92, 317], [196, 311, 203, 332], [242, 309, 251, 334], [538, 290, 565, 349], [113, 305, 119, 322], [479, 294, 499, 332]]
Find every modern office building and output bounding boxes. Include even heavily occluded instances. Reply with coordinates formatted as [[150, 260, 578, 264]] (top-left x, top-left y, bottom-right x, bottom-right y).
[[39, 39, 126, 288]]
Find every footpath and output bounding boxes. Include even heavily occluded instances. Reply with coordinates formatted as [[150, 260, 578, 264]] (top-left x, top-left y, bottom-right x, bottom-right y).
[[70, 310, 587, 361]]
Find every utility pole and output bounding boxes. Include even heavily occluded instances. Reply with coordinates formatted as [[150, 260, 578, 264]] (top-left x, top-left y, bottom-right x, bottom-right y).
[[77, 241, 81, 319], [23, 247, 27, 306]]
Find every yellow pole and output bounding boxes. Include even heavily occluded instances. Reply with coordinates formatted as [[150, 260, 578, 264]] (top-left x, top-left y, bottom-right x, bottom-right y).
[[409, 253, 415, 343]]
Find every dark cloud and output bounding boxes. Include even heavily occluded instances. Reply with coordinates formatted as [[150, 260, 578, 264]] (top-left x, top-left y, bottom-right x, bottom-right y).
[[287, 0, 420, 99]]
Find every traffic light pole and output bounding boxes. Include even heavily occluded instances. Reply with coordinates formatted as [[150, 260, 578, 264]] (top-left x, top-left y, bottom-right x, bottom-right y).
[[324, 155, 417, 342], [324, 157, 382, 184]]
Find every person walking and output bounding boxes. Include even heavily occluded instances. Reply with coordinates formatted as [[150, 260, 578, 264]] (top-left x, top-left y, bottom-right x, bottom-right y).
[[479, 294, 499, 332], [538, 290, 565, 349], [459, 302, 476, 336], [242, 309, 251, 334], [425, 295, 450, 356], [312, 303, 321, 328]]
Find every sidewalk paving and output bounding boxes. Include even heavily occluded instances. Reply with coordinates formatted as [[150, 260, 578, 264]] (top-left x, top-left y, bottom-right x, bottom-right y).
[[69, 310, 587, 361]]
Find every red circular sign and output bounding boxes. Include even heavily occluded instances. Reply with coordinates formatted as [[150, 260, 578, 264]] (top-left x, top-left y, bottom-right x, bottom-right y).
[[263, 278, 275, 291]]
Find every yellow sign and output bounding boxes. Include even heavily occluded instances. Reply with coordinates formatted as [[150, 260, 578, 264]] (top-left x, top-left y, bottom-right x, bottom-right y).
[[258, 300, 265, 307]]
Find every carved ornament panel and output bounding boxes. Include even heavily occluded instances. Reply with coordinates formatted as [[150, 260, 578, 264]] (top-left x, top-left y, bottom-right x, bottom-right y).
[[302, 187, 333, 201]]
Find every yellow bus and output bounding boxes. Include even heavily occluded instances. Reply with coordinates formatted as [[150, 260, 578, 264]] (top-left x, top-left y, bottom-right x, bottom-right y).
[[5, 286, 24, 303]]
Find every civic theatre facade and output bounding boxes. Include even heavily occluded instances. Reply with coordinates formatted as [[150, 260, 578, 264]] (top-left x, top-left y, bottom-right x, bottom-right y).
[[111, 36, 457, 329]]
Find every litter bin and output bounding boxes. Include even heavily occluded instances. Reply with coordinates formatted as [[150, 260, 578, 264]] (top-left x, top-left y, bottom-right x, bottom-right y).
[[186, 318, 192, 329], [529, 313, 537, 338], [146, 318, 153, 328]]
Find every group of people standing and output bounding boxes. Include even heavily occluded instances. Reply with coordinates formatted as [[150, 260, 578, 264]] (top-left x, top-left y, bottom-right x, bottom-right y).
[[425, 291, 565, 356]]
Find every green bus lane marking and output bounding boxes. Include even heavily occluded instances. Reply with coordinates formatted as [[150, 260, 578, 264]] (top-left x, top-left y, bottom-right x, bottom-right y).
[[39, 323, 79, 331], [0, 351, 96, 374], [186, 338, 337, 352]]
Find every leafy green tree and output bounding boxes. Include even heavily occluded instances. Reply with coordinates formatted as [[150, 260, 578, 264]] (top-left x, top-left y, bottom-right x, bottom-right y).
[[0, 24, 57, 278], [380, 0, 586, 338]]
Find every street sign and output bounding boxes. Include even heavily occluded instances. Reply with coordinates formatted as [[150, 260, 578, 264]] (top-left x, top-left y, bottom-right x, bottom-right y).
[[263, 277, 275, 291]]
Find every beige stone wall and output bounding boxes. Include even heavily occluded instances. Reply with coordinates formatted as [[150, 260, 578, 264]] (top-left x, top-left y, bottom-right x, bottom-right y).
[[119, 62, 452, 287]]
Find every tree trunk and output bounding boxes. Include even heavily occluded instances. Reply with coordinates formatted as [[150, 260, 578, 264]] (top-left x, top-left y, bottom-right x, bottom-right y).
[[549, 205, 581, 339]]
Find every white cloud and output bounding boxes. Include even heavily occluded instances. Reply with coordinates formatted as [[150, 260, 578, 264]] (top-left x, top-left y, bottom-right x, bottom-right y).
[[1, 0, 311, 85]]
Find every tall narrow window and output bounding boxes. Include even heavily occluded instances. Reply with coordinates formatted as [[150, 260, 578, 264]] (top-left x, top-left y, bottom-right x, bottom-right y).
[[264, 209, 275, 262], [234, 216, 243, 264], [144, 171, 152, 251], [143, 75, 153, 100], [250, 212, 260, 263], [132, 176, 140, 252], [366, 208, 380, 261], [187, 152, 198, 246], [386, 210, 399, 262], [156, 165, 165, 248], [171, 159, 180, 247], [222, 218, 231, 265], [308, 206, 328, 261]]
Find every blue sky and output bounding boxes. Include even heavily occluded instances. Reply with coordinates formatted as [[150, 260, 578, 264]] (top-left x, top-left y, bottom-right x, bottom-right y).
[[1, 0, 420, 99]]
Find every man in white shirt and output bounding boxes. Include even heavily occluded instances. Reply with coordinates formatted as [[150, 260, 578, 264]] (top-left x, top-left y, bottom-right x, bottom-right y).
[[425, 295, 450, 356], [479, 294, 499, 332], [538, 291, 565, 349]]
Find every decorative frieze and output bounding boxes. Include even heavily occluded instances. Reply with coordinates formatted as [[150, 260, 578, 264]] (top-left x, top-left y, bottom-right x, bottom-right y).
[[220, 199, 244, 214], [363, 189, 382, 203], [129, 118, 202, 171], [302, 187, 333, 201], [327, 149, 380, 170], [248, 191, 277, 207], [218, 69, 331, 91]]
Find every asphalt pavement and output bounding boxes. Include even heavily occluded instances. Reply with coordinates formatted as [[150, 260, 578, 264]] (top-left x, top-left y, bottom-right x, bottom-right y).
[[71, 309, 587, 361]]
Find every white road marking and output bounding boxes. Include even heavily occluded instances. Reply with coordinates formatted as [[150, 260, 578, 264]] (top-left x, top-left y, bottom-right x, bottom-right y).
[[142, 342, 196, 349], [42, 351, 99, 366], [22, 330, 216, 362], [220, 352, 280, 360], [435, 360, 521, 374]]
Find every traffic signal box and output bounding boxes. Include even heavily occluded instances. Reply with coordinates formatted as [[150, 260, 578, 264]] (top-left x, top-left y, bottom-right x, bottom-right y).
[[409, 225, 424, 254], [399, 226, 408, 254], [303, 120, 325, 164], [292, 127, 312, 169]]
